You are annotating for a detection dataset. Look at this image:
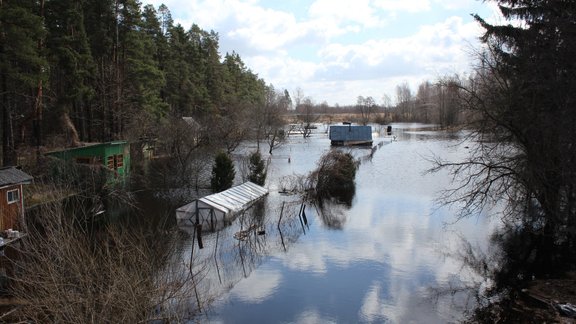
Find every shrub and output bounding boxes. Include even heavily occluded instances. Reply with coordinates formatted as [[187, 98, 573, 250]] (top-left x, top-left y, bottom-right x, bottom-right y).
[[210, 152, 235, 192], [310, 150, 357, 204], [248, 151, 266, 186]]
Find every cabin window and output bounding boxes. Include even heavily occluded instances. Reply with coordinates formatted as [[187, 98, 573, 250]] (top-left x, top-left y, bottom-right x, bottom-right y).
[[107, 156, 114, 169], [76, 157, 92, 164], [7, 189, 19, 204], [115, 154, 124, 168]]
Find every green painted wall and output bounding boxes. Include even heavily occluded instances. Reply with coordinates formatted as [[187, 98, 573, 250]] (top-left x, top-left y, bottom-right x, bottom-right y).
[[46, 141, 131, 183]]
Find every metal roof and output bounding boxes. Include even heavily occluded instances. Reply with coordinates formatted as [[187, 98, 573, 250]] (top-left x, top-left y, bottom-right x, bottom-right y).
[[176, 181, 268, 218], [0, 167, 33, 187], [329, 125, 372, 142]]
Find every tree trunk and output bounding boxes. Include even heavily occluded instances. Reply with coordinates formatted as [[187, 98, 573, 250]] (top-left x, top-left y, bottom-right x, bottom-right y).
[[34, 0, 45, 164], [2, 72, 16, 166], [61, 112, 81, 147]]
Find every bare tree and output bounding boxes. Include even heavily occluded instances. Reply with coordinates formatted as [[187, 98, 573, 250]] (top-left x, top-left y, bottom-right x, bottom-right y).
[[436, 76, 462, 127], [251, 86, 287, 154], [149, 116, 211, 190], [298, 98, 318, 138], [395, 82, 413, 121], [293, 87, 305, 110], [432, 0, 576, 276], [210, 109, 250, 154], [415, 81, 435, 124], [356, 96, 376, 125]]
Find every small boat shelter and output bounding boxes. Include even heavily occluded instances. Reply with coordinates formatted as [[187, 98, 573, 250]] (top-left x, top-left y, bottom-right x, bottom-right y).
[[176, 181, 268, 229], [329, 124, 373, 146]]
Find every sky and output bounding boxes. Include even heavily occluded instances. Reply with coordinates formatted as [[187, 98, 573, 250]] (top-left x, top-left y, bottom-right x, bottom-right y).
[[144, 0, 500, 106]]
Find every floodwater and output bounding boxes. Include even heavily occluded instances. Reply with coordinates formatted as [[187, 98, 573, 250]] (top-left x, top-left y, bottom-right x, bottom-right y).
[[171, 124, 500, 323]]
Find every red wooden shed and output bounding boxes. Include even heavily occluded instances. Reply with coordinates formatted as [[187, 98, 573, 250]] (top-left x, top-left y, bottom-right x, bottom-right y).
[[0, 167, 33, 232]]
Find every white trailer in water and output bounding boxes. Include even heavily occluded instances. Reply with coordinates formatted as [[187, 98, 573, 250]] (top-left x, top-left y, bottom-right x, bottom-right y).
[[176, 181, 269, 230]]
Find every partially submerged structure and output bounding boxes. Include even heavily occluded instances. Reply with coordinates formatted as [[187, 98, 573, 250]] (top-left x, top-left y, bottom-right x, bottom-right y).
[[329, 124, 373, 146], [0, 167, 33, 233], [176, 181, 269, 231], [46, 141, 130, 184]]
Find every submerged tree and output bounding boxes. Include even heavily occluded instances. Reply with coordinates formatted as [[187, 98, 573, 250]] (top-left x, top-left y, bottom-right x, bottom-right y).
[[308, 150, 357, 205], [210, 151, 235, 192]]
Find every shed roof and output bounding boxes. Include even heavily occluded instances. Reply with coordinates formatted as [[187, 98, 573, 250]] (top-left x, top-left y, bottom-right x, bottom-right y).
[[0, 167, 33, 187], [182, 117, 201, 129], [46, 141, 129, 156], [329, 125, 372, 141], [176, 181, 268, 216]]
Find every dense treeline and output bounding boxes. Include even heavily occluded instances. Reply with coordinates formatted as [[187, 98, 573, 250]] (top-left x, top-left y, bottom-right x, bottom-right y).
[[1, 0, 277, 166]]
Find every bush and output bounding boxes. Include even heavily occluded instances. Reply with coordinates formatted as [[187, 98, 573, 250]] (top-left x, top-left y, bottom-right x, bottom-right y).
[[248, 151, 266, 186], [210, 151, 235, 192], [309, 150, 357, 204]]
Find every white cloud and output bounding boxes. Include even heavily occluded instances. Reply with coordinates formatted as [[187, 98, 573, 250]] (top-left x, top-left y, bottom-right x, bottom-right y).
[[294, 308, 338, 324], [262, 16, 483, 104], [143, 0, 492, 105], [309, 0, 386, 29], [315, 16, 481, 78], [230, 269, 282, 303], [373, 0, 431, 13]]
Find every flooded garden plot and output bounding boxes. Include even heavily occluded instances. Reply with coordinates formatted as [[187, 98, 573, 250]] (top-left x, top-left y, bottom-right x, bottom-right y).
[[172, 124, 501, 323]]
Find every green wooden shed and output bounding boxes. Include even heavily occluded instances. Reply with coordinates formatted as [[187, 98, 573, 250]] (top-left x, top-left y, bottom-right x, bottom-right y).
[[46, 141, 131, 182]]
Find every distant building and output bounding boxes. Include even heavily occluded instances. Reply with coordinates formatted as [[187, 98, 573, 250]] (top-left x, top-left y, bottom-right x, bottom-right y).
[[182, 116, 203, 144], [0, 167, 33, 232], [46, 141, 130, 183], [329, 124, 373, 146]]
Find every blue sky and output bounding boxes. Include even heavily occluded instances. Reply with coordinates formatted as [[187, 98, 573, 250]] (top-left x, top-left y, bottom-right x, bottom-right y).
[[145, 0, 500, 106]]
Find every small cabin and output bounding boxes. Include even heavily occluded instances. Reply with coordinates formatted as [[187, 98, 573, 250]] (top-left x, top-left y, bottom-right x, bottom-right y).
[[0, 167, 33, 232], [46, 141, 130, 183], [176, 181, 269, 231], [329, 124, 373, 146], [182, 116, 203, 144]]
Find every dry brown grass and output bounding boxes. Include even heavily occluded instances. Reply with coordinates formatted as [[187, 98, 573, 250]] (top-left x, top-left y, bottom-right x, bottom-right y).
[[5, 201, 204, 323]]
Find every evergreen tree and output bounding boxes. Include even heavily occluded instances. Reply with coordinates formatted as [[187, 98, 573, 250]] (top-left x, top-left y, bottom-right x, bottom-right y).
[[451, 0, 576, 272], [142, 4, 169, 100], [188, 26, 212, 114], [201, 30, 225, 113], [248, 151, 266, 186], [44, 0, 96, 146], [0, 0, 46, 165], [83, 0, 115, 141], [164, 24, 197, 116], [116, 0, 167, 137], [222, 51, 266, 108], [211, 151, 235, 192], [1, 0, 275, 163]]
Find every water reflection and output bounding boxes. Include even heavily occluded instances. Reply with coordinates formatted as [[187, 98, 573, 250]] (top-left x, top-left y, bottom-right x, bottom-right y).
[[197, 124, 497, 323], [315, 199, 350, 230], [454, 220, 576, 323], [170, 194, 310, 318]]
